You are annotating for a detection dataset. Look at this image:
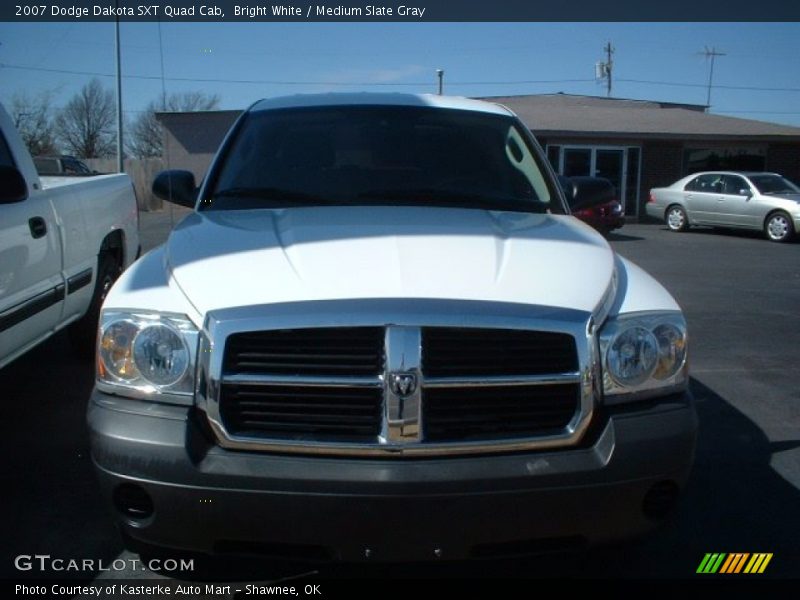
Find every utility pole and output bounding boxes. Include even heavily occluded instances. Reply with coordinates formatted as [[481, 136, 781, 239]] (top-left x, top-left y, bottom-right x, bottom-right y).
[[596, 42, 614, 97], [114, 0, 123, 173], [703, 46, 726, 112], [436, 69, 444, 95], [604, 41, 614, 97]]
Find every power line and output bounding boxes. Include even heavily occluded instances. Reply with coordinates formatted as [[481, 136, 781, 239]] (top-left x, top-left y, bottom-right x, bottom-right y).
[[1, 63, 162, 80], [0, 63, 593, 87], [617, 78, 800, 93], [448, 79, 595, 85], [6, 62, 800, 93], [0, 63, 426, 84]]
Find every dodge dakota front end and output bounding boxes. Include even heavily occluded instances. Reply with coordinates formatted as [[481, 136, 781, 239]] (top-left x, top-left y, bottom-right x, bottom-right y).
[[88, 93, 696, 562]]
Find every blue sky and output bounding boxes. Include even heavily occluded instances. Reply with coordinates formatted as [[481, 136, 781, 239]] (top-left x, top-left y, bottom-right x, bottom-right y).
[[1, 22, 800, 126]]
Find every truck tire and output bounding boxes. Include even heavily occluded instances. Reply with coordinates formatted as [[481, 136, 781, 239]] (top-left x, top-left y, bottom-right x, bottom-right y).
[[69, 253, 121, 358]]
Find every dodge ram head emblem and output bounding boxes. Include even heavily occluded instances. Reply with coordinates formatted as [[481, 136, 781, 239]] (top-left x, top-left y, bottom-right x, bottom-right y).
[[389, 372, 418, 397]]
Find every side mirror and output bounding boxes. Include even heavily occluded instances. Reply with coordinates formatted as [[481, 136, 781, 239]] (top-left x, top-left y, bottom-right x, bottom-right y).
[[0, 165, 29, 204], [739, 188, 752, 197], [152, 170, 197, 208], [566, 176, 616, 212]]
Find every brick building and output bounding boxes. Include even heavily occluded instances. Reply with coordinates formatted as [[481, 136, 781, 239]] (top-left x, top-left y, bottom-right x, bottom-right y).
[[158, 93, 800, 219]]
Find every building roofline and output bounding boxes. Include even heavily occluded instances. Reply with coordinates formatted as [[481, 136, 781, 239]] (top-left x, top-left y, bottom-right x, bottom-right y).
[[480, 92, 709, 111], [532, 130, 800, 142]]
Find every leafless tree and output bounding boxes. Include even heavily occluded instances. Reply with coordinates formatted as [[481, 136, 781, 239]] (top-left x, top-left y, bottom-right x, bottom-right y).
[[55, 79, 117, 158], [127, 91, 220, 159], [10, 91, 59, 156]]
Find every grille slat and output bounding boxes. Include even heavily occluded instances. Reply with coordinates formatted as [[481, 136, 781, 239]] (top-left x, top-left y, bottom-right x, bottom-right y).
[[236, 411, 377, 423], [237, 421, 379, 434], [236, 401, 376, 411], [426, 407, 578, 418], [234, 362, 378, 372]]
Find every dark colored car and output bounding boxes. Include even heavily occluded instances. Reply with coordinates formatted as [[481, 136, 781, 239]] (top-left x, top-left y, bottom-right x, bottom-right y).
[[560, 175, 625, 234], [573, 199, 625, 234]]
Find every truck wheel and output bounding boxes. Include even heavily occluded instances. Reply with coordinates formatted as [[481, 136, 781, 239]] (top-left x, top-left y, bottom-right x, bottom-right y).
[[666, 205, 689, 232], [764, 211, 795, 243], [69, 253, 121, 358]]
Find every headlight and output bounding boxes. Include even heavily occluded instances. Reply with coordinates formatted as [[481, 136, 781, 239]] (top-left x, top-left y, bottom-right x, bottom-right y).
[[606, 326, 658, 386], [133, 324, 190, 386], [599, 312, 688, 404], [652, 323, 687, 380], [97, 311, 199, 405]]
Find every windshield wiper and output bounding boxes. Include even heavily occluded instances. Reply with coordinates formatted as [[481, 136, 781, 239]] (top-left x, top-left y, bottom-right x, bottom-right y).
[[357, 188, 546, 213], [212, 187, 329, 205]]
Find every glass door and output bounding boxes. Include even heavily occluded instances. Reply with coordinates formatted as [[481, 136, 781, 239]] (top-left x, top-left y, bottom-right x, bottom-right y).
[[551, 145, 639, 215], [594, 149, 624, 201], [563, 148, 592, 177]]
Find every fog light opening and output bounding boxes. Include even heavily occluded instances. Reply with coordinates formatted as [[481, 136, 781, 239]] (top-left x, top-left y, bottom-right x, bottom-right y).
[[642, 480, 680, 520], [113, 484, 154, 520]]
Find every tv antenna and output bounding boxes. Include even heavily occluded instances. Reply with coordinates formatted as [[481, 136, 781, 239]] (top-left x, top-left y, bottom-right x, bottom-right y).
[[702, 46, 726, 111]]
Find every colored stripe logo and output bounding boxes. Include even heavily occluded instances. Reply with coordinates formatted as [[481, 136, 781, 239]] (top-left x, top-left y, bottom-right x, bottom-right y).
[[697, 553, 773, 574]]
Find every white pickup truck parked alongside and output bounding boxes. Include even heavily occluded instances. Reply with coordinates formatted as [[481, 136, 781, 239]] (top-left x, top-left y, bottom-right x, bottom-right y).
[[90, 94, 697, 562], [0, 103, 139, 368]]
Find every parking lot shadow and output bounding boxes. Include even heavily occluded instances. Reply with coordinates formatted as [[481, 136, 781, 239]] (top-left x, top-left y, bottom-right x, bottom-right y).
[[680, 226, 800, 245], [0, 332, 124, 580], [605, 231, 645, 242], [575, 377, 800, 578]]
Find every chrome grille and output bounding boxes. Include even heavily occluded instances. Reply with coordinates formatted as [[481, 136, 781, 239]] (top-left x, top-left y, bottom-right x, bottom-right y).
[[202, 301, 595, 457]]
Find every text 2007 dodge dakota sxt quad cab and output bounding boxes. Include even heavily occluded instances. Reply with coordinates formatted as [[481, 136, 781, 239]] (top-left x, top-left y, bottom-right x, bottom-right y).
[[89, 94, 697, 562]]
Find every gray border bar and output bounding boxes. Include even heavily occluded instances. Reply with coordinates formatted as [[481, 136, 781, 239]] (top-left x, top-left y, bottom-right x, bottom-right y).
[[3, 1, 800, 22]]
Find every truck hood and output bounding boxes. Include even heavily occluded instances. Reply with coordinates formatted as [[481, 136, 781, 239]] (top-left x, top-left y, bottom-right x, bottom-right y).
[[165, 207, 615, 316]]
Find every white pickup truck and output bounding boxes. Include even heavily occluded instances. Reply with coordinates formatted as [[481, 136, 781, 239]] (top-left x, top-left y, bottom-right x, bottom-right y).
[[0, 103, 139, 368], [90, 94, 697, 562]]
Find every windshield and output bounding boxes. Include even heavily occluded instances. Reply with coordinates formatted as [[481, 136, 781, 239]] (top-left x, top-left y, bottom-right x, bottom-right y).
[[748, 174, 800, 195], [204, 105, 558, 213]]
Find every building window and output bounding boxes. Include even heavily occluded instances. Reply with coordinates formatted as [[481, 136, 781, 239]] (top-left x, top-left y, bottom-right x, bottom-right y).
[[563, 148, 592, 177], [684, 147, 766, 173], [546, 145, 560, 170]]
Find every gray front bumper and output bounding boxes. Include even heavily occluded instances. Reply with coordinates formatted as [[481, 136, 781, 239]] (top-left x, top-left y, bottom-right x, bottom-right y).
[[88, 390, 697, 562]]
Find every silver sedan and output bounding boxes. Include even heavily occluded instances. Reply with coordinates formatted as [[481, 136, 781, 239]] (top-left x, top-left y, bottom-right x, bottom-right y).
[[647, 171, 800, 243]]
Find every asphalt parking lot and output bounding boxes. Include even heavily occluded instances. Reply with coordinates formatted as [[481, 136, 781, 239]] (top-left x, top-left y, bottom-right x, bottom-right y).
[[1, 213, 798, 582]]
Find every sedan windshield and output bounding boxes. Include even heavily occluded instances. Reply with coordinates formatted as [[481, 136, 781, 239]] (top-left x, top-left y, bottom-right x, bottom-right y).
[[748, 174, 800, 195], [205, 105, 557, 213]]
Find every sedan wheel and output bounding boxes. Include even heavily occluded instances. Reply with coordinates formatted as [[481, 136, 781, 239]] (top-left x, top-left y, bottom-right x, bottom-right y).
[[765, 211, 795, 243], [666, 206, 688, 232]]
